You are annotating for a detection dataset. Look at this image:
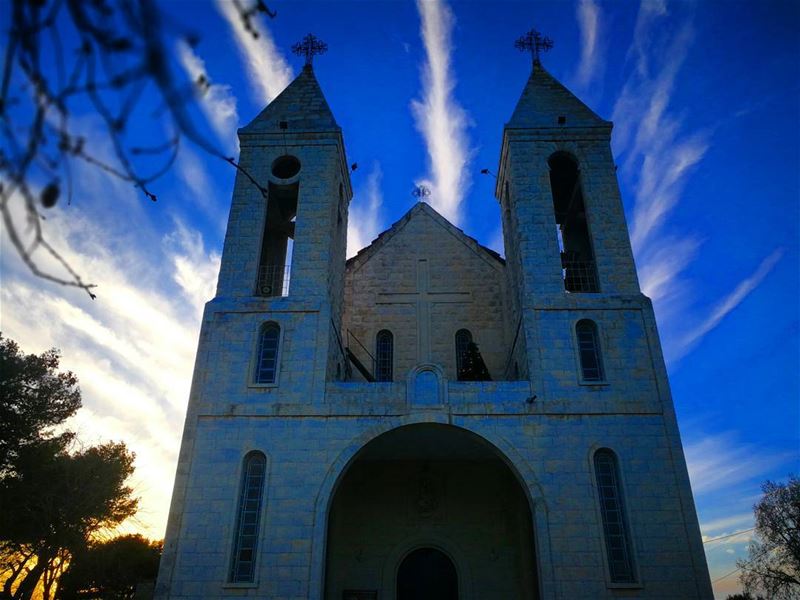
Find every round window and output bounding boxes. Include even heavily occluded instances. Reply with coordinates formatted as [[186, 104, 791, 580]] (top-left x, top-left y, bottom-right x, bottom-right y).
[[271, 155, 301, 179]]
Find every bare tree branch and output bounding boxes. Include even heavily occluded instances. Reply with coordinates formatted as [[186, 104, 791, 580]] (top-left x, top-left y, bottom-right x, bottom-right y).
[[0, 0, 274, 299]]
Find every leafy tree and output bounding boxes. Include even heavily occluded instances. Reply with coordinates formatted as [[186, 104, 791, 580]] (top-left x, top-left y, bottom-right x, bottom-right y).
[[56, 534, 162, 600], [0, 335, 138, 600], [1, 442, 138, 600], [0, 334, 81, 475], [725, 593, 766, 600], [739, 475, 800, 600]]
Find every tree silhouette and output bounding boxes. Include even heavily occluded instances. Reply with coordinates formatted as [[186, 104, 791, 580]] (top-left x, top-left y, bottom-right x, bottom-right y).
[[739, 476, 800, 600], [56, 534, 162, 600], [0, 333, 81, 475], [0, 0, 274, 298], [0, 335, 139, 600]]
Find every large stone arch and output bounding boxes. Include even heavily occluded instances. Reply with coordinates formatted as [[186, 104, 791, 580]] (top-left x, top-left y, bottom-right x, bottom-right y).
[[308, 417, 554, 599]]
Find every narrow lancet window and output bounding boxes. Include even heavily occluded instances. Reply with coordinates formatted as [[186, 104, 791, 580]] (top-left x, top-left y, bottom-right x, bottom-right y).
[[375, 330, 393, 382], [255, 323, 280, 384], [549, 152, 599, 292], [257, 156, 301, 297], [594, 449, 635, 583], [230, 451, 267, 583], [456, 330, 492, 381], [576, 319, 604, 382], [455, 329, 473, 380]]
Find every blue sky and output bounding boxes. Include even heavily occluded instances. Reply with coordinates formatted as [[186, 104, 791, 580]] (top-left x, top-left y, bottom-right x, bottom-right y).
[[1, 1, 798, 597]]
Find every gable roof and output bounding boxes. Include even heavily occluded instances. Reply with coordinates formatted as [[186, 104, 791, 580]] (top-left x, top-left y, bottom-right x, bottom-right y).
[[507, 61, 609, 129], [240, 65, 339, 134], [346, 202, 505, 272]]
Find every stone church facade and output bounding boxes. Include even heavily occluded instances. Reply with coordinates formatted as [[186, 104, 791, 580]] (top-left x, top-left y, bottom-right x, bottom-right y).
[[155, 53, 713, 599]]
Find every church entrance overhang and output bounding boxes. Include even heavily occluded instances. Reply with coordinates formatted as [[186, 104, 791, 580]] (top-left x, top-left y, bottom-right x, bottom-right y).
[[310, 421, 553, 600]]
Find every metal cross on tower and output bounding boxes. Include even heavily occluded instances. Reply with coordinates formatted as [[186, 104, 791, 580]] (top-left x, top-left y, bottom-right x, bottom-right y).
[[412, 185, 431, 199], [514, 29, 554, 65], [292, 33, 328, 67]]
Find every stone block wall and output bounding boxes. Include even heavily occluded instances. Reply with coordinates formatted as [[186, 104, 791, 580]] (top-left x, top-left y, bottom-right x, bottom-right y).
[[499, 129, 640, 300], [343, 206, 512, 382], [157, 64, 712, 600], [157, 405, 712, 600], [215, 133, 350, 305]]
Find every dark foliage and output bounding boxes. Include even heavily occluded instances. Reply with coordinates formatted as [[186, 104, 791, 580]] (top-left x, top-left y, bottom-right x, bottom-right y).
[[457, 341, 492, 381], [0, 333, 81, 476], [739, 476, 800, 600], [56, 534, 162, 600], [0, 442, 138, 600], [0, 0, 274, 298], [0, 335, 138, 600]]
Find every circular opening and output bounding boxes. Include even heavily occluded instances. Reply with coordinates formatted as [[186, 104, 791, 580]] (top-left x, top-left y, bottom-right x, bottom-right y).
[[271, 155, 301, 179]]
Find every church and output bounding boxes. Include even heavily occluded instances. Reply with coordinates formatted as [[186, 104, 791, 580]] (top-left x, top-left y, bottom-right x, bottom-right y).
[[155, 31, 713, 600]]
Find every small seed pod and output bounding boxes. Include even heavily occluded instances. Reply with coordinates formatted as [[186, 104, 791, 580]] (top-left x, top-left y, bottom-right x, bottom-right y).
[[40, 183, 60, 208]]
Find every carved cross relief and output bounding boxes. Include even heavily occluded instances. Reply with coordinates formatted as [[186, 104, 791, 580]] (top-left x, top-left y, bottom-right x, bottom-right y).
[[377, 259, 471, 362]]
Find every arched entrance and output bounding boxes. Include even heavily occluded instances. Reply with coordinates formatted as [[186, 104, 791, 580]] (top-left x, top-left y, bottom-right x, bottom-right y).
[[397, 547, 458, 600], [323, 423, 538, 599]]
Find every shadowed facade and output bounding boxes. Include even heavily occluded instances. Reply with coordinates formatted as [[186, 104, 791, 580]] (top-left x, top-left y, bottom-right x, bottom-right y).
[[155, 50, 713, 600]]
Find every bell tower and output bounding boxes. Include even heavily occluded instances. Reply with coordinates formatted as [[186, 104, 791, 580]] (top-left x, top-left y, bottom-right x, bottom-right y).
[[494, 30, 713, 597], [497, 31, 640, 382], [214, 49, 352, 387], [156, 46, 352, 596]]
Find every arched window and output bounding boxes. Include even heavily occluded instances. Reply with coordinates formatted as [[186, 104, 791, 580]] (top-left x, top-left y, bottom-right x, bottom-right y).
[[254, 322, 280, 384], [455, 329, 473, 380], [229, 451, 267, 583], [257, 155, 300, 297], [549, 152, 598, 292], [375, 330, 393, 382], [594, 449, 635, 583], [576, 319, 604, 382]]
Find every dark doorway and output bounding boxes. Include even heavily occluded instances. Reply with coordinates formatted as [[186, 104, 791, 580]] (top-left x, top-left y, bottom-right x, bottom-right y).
[[397, 547, 458, 600]]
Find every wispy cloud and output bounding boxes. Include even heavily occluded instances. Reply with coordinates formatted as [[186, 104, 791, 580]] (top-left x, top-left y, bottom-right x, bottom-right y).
[[685, 430, 791, 596], [176, 40, 239, 151], [614, 4, 786, 365], [175, 146, 227, 234], [637, 236, 700, 305], [214, 0, 293, 105], [1, 156, 219, 540], [574, 0, 603, 89], [700, 512, 754, 539], [613, 19, 706, 251], [676, 249, 784, 356], [411, 0, 472, 225], [684, 432, 790, 496], [347, 162, 385, 258], [613, 4, 732, 362]]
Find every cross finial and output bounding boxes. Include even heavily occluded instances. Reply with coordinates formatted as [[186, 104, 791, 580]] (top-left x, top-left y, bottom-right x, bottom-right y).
[[514, 29, 554, 66], [292, 33, 328, 67], [412, 185, 431, 199]]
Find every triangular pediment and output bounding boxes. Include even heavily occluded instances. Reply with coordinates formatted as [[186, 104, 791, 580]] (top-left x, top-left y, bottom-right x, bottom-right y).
[[347, 202, 504, 273], [240, 65, 339, 134], [507, 62, 608, 129]]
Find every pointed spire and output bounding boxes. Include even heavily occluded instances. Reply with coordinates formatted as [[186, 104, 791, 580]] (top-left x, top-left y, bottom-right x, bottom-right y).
[[507, 61, 608, 129], [240, 64, 338, 134]]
